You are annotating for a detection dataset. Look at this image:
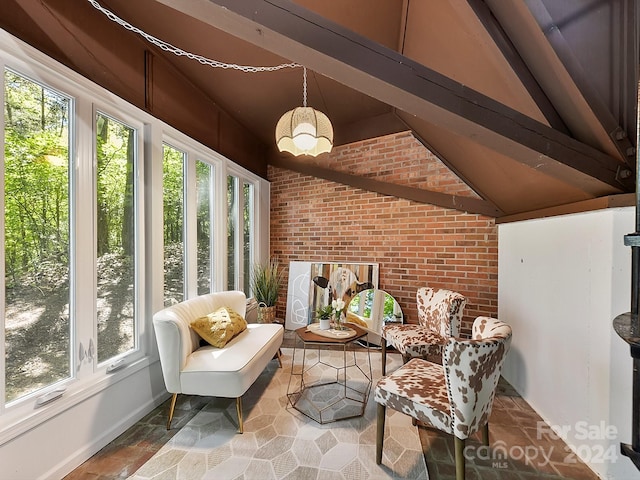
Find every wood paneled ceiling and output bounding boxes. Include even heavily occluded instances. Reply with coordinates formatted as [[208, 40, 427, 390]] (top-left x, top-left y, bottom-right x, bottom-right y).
[[1, 0, 638, 218]]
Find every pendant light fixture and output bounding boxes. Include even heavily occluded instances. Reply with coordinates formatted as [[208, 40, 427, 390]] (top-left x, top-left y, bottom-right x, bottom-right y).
[[275, 67, 333, 157]]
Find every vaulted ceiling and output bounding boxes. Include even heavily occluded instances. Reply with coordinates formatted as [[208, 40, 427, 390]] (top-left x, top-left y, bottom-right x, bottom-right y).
[[1, 0, 638, 219]]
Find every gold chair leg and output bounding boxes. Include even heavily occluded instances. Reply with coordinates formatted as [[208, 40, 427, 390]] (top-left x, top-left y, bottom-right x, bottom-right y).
[[166, 393, 178, 430], [381, 341, 387, 376], [454, 437, 465, 480], [276, 349, 283, 368], [482, 423, 489, 445], [236, 397, 243, 434], [376, 403, 386, 464]]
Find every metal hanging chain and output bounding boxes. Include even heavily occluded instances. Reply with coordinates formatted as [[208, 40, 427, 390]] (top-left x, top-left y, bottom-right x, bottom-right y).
[[303, 66, 307, 107], [87, 0, 301, 73]]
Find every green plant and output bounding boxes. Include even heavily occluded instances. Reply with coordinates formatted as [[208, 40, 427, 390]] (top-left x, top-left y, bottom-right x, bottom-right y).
[[250, 259, 284, 307], [316, 304, 333, 320]]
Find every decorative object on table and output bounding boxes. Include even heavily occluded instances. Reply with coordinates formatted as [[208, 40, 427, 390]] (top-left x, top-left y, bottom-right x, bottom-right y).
[[315, 304, 333, 330], [256, 302, 267, 323], [305, 322, 357, 339], [331, 298, 346, 330], [250, 258, 284, 324]]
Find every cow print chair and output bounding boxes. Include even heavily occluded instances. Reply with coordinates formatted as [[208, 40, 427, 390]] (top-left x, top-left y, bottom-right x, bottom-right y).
[[381, 286, 466, 375], [375, 317, 512, 480]]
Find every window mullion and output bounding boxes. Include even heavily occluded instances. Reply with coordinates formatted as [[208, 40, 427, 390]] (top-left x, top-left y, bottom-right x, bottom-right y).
[[236, 179, 245, 292], [74, 101, 98, 379], [209, 164, 217, 292], [184, 151, 198, 299], [214, 164, 228, 290]]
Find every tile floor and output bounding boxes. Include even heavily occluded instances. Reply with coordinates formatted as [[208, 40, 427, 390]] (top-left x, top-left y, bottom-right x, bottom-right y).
[[418, 379, 599, 479], [63, 338, 600, 480]]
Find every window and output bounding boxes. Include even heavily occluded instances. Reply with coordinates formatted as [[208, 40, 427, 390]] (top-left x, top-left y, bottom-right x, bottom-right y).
[[227, 174, 255, 293], [95, 112, 138, 364], [227, 175, 238, 290], [3, 69, 72, 403], [162, 143, 185, 306], [243, 181, 254, 294], [163, 154, 259, 298], [196, 160, 214, 295], [0, 36, 267, 443]]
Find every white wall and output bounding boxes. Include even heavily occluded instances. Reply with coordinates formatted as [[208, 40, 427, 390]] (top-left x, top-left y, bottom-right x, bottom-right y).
[[0, 361, 167, 479], [499, 207, 637, 479]]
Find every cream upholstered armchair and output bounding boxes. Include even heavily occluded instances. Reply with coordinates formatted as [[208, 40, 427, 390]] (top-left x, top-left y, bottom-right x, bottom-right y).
[[375, 317, 512, 480], [153, 291, 283, 433], [381, 286, 466, 374]]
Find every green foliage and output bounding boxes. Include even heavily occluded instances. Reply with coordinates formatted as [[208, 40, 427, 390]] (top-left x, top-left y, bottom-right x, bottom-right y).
[[4, 70, 71, 286], [316, 304, 333, 320], [3, 70, 144, 399], [96, 113, 136, 256], [196, 160, 212, 250], [250, 259, 284, 306], [163, 144, 185, 245]]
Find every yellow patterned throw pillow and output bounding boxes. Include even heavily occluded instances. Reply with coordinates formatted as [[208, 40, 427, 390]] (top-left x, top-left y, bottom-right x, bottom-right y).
[[190, 306, 247, 348]]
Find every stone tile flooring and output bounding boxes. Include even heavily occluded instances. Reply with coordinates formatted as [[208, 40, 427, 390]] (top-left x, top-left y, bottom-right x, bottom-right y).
[[417, 379, 599, 479], [64, 334, 600, 480], [126, 351, 426, 480]]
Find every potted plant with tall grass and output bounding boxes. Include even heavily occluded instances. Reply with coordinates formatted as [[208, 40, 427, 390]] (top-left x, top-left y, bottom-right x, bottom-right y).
[[250, 259, 284, 323]]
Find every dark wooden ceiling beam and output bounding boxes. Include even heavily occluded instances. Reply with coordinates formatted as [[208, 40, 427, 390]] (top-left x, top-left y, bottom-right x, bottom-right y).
[[485, 0, 635, 165], [155, 0, 633, 193], [523, 0, 636, 164], [269, 153, 504, 218], [466, 0, 570, 134]]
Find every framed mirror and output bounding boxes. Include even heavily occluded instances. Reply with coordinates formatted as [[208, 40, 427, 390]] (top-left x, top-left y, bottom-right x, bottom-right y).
[[346, 289, 403, 346]]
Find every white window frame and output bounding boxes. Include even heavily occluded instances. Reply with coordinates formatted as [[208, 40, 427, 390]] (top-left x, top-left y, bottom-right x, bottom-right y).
[[161, 140, 188, 304], [1, 64, 78, 416], [91, 107, 147, 371], [194, 157, 217, 295]]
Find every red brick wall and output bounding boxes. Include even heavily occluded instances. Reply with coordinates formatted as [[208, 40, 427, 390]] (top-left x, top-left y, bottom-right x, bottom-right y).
[[268, 131, 497, 335]]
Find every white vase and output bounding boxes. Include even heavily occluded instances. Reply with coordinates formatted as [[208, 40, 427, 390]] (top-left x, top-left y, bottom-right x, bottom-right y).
[[319, 318, 330, 330]]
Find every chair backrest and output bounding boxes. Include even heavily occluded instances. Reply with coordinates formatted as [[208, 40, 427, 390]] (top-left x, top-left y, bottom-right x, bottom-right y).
[[416, 287, 466, 337], [443, 316, 512, 440], [152, 290, 247, 393]]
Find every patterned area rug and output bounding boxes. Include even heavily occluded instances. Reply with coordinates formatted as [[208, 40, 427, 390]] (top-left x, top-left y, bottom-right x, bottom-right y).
[[129, 347, 427, 480]]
